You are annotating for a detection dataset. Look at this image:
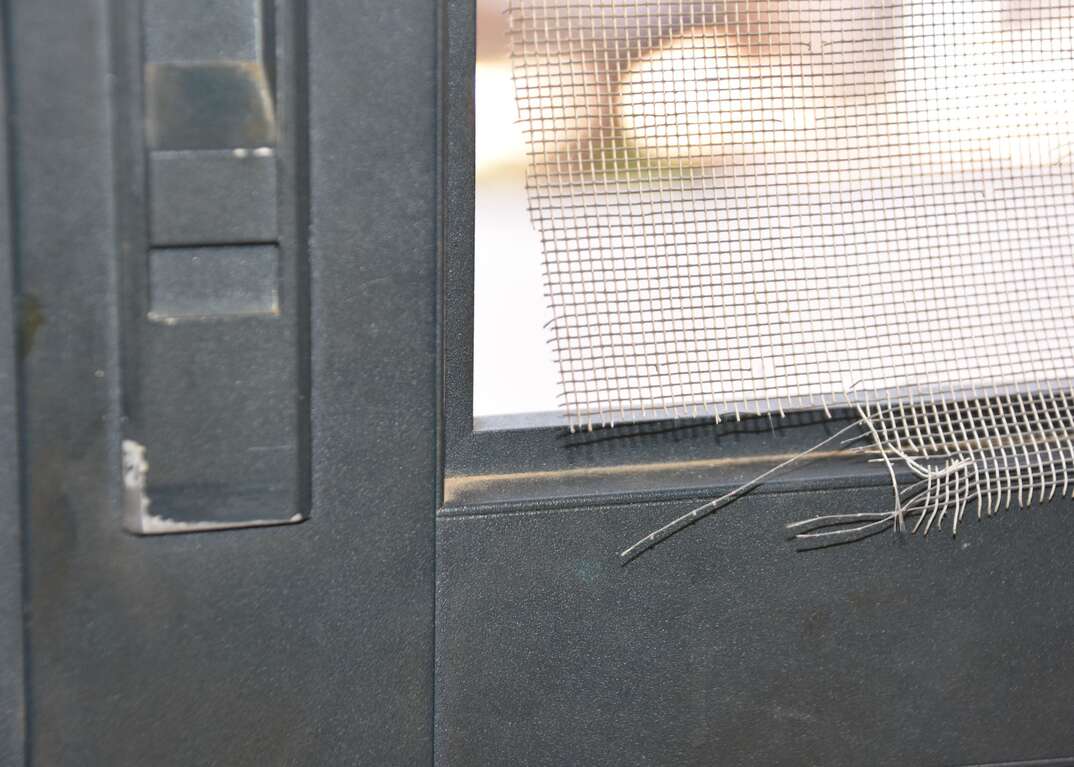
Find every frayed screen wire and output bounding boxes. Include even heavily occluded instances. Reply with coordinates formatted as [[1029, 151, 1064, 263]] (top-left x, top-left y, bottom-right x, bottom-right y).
[[622, 388, 1074, 561], [507, 1, 1074, 555]]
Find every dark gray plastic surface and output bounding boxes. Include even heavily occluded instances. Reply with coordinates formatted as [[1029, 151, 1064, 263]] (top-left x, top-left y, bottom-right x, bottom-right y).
[[149, 244, 279, 319], [145, 61, 277, 150], [4, 0, 1074, 764], [144, 0, 275, 150], [10, 0, 434, 763], [438, 490, 1074, 766], [149, 151, 278, 245], [144, 0, 266, 62], [0, 4, 25, 762], [117, 0, 306, 532]]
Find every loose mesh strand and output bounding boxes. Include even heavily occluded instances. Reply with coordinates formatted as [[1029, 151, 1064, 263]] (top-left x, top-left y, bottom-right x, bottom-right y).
[[507, 0, 1074, 553]]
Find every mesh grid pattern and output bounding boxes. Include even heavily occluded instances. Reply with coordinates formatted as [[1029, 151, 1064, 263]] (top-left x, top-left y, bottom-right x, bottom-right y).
[[782, 387, 1074, 541], [508, 0, 1074, 429], [863, 389, 1074, 529]]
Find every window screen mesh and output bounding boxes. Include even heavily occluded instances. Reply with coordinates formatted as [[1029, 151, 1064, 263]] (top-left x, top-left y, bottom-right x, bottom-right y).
[[507, 0, 1074, 429]]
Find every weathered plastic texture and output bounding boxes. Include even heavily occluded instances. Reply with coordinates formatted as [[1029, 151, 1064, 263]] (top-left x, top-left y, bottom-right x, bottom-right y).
[[7, 0, 434, 764], [116, 0, 309, 533], [4, 0, 1074, 766], [0, 5, 25, 763]]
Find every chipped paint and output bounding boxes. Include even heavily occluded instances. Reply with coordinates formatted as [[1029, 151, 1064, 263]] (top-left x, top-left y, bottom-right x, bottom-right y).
[[121, 441, 306, 535], [121, 439, 151, 531], [133, 512, 305, 536]]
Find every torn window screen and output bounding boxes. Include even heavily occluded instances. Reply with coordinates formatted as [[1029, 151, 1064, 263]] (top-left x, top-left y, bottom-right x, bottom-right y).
[[507, 0, 1074, 430]]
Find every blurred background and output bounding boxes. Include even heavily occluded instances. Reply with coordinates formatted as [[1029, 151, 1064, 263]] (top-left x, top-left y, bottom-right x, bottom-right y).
[[474, 0, 1074, 425], [473, 0, 560, 427]]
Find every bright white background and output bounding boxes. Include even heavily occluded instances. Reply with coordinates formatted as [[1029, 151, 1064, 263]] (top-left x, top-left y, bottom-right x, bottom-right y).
[[473, 1, 560, 425]]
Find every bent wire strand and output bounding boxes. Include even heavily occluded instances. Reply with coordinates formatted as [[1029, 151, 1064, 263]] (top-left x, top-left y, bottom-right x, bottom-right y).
[[507, 1, 1074, 558]]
